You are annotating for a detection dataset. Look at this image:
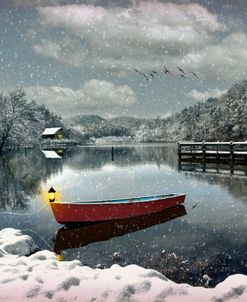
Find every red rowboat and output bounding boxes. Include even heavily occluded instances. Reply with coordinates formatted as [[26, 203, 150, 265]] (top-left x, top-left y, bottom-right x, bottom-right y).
[[54, 205, 186, 254], [49, 192, 186, 224]]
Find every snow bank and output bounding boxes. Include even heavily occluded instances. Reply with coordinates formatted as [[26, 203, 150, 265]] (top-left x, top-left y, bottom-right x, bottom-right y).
[[0, 228, 246, 302], [0, 228, 38, 256]]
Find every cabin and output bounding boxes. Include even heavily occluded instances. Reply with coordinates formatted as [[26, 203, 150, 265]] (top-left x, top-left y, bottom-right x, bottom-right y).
[[42, 127, 64, 140]]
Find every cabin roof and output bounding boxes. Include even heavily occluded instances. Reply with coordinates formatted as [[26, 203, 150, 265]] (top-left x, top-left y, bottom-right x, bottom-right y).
[[42, 127, 62, 136]]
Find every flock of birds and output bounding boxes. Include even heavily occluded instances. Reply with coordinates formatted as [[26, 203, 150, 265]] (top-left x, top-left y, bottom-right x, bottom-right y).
[[134, 66, 199, 81]]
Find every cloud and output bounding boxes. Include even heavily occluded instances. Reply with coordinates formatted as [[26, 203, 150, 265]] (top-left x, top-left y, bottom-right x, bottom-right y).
[[38, 2, 224, 33], [31, 1, 244, 81], [187, 88, 227, 101], [8, 0, 59, 7], [25, 80, 136, 117], [33, 38, 88, 66]]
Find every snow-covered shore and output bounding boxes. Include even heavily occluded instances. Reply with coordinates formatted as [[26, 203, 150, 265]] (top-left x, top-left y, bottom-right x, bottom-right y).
[[0, 228, 246, 302]]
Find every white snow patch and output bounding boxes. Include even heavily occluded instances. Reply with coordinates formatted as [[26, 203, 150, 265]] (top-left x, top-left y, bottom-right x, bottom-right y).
[[187, 88, 227, 101], [41, 150, 62, 159], [0, 228, 38, 256], [0, 228, 247, 301], [42, 127, 62, 136]]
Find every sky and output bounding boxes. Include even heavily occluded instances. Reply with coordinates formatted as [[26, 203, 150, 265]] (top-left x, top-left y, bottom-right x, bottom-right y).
[[1, 0, 247, 118]]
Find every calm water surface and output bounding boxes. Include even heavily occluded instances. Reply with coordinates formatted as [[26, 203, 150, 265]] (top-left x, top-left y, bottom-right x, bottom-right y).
[[0, 144, 246, 285]]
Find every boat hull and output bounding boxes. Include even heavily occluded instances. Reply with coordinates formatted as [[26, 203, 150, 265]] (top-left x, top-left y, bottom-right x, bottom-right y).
[[50, 194, 186, 224], [54, 205, 187, 253]]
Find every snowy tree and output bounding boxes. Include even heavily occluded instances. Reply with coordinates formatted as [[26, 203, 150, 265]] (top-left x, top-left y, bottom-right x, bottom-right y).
[[0, 89, 39, 153]]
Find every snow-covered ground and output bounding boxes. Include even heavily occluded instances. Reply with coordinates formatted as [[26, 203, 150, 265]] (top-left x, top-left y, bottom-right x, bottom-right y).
[[0, 228, 246, 302]]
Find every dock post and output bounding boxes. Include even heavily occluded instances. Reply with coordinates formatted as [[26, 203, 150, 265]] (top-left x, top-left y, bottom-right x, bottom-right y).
[[178, 141, 181, 161], [202, 141, 206, 162], [111, 146, 114, 161], [202, 141, 206, 172], [230, 141, 234, 174], [216, 144, 219, 162]]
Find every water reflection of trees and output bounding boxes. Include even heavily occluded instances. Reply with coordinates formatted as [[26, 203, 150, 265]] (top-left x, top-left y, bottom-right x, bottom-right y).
[[62, 144, 178, 170], [0, 158, 29, 211], [1, 145, 245, 211], [201, 174, 247, 202], [183, 172, 247, 202], [0, 149, 62, 211], [63, 144, 246, 202], [0, 145, 178, 211]]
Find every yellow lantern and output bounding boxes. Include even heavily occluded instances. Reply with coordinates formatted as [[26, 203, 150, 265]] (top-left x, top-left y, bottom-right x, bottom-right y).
[[48, 187, 56, 202]]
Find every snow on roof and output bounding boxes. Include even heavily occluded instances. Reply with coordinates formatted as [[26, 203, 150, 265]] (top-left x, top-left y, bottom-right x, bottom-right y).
[[1, 228, 247, 302], [42, 127, 62, 135], [41, 150, 62, 159]]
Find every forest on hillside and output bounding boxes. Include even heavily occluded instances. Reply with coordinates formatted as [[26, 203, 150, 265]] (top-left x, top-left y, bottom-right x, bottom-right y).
[[0, 80, 246, 150], [68, 80, 247, 143]]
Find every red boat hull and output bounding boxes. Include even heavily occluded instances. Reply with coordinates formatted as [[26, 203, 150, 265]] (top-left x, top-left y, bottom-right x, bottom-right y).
[[50, 194, 186, 224], [54, 205, 187, 253]]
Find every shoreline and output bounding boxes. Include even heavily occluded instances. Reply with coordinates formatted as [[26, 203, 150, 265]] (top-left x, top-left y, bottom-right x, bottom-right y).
[[0, 228, 246, 302]]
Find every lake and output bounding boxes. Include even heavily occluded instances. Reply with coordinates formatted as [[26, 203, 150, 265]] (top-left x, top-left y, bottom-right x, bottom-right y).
[[0, 144, 246, 286]]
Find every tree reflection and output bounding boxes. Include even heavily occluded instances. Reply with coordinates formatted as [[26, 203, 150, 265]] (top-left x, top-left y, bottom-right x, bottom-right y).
[[0, 157, 29, 211], [178, 163, 247, 202], [61, 144, 178, 170], [0, 145, 178, 211], [1, 145, 246, 211], [0, 149, 63, 211]]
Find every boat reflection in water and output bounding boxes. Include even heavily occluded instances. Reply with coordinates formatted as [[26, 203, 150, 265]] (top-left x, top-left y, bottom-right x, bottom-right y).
[[54, 205, 186, 255]]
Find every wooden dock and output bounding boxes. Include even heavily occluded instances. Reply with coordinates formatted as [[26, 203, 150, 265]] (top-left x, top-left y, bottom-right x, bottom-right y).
[[178, 141, 247, 166]]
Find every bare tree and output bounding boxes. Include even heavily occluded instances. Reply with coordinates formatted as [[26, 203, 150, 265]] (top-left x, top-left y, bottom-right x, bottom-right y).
[[0, 88, 38, 153]]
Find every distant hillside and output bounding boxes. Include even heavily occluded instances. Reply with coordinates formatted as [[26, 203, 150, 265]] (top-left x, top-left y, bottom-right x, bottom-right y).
[[165, 80, 247, 141], [66, 80, 247, 143], [109, 117, 146, 132], [67, 114, 132, 140]]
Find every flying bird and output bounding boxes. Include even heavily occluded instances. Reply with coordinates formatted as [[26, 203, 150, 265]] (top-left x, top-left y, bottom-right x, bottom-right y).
[[134, 69, 149, 81], [191, 71, 199, 79], [177, 66, 186, 75], [163, 66, 171, 74], [142, 73, 149, 81]]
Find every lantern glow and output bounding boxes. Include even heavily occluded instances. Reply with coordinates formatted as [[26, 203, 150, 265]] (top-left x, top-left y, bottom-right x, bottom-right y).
[[48, 187, 56, 202]]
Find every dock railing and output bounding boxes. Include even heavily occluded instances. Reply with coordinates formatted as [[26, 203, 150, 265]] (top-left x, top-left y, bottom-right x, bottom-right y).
[[178, 141, 247, 165]]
